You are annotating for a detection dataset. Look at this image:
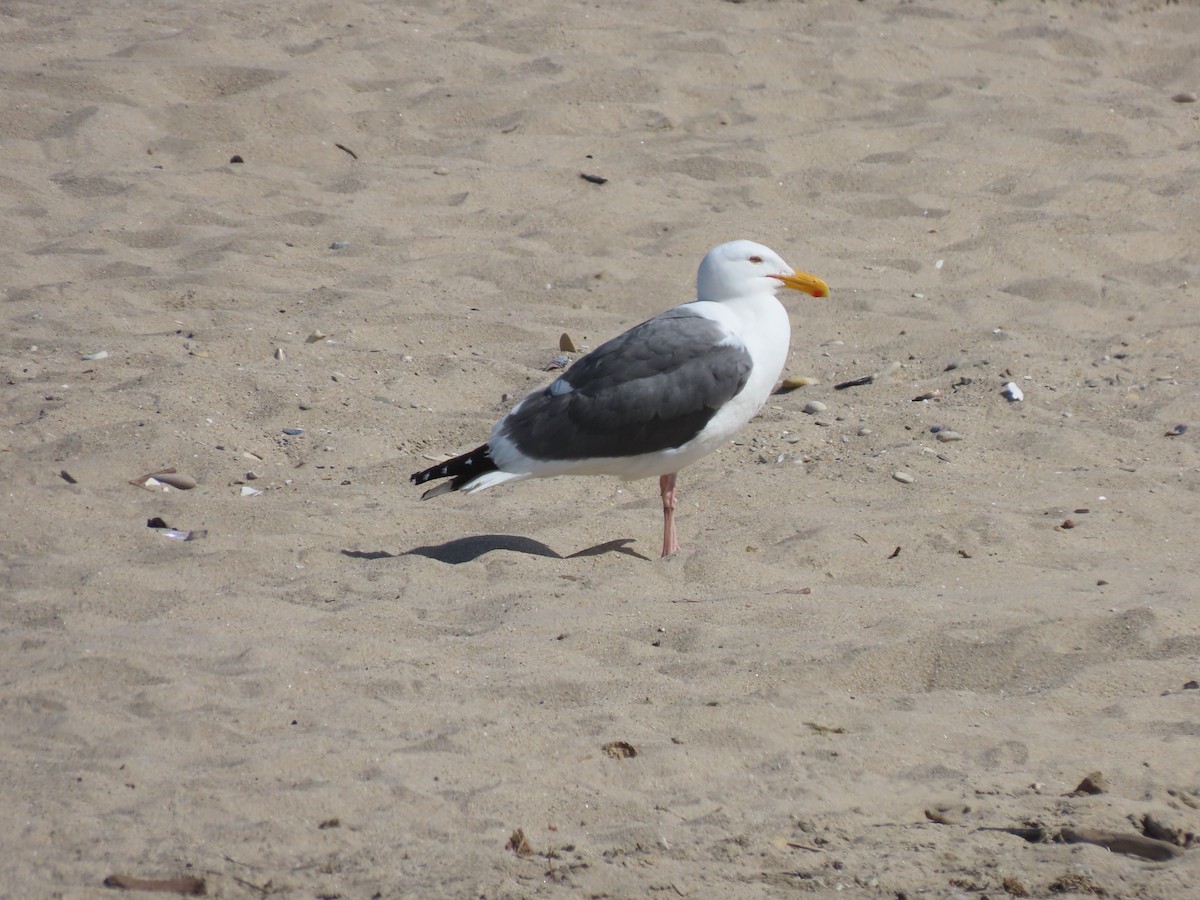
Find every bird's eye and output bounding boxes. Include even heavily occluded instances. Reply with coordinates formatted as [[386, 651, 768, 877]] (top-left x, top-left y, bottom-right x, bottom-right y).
[[749, 255, 763, 264]]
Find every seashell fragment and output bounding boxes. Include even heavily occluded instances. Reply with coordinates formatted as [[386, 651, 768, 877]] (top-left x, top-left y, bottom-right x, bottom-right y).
[[875, 361, 902, 379], [1002, 381, 1024, 402], [783, 375, 820, 388], [154, 473, 197, 490]]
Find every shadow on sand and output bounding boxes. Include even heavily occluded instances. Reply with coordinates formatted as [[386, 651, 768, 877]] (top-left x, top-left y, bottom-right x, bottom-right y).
[[341, 535, 649, 564]]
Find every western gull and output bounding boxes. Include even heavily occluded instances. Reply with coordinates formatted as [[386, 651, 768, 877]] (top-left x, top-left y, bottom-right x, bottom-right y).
[[410, 240, 830, 557]]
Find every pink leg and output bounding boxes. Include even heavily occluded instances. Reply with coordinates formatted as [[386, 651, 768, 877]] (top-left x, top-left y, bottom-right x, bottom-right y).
[[659, 472, 681, 558]]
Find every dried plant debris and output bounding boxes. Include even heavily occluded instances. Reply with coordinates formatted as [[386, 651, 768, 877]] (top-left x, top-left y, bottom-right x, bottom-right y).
[[601, 740, 637, 759], [506, 828, 533, 857], [1002, 876, 1030, 897], [1047, 872, 1106, 895]]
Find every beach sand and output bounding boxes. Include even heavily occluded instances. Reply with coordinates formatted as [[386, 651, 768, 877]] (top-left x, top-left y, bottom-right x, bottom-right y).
[[2, 0, 1198, 896]]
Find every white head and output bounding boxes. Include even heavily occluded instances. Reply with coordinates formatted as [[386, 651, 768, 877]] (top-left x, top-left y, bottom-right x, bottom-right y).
[[696, 240, 829, 303]]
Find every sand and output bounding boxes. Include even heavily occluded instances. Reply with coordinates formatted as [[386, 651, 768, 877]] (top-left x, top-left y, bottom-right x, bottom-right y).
[[3, 0, 1198, 896]]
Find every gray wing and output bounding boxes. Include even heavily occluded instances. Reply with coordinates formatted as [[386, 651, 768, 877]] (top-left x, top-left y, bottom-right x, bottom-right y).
[[500, 308, 752, 461]]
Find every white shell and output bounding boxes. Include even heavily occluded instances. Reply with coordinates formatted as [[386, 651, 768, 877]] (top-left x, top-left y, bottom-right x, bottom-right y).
[[1002, 381, 1024, 402]]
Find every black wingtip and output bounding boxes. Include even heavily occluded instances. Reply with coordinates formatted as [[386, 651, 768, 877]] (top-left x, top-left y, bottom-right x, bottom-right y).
[[409, 444, 498, 497]]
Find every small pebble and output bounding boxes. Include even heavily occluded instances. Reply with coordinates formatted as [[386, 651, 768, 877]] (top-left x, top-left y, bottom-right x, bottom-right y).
[[274, 347, 286, 361], [1165, 424, 1187, 437], [306, 331, 327, 343], [1171, 92, 1198, 103], [803, 400, 827, 415], [229, 154, 244, 164], [875, 360, 902, 379], [546, 354, 570, 370], [930, 425, 944, 433], [936, 430, 963, 442], [240, 485, 261, 496], [329, 241, 350, 250], [892, 471, 915, 484], [912, 390, 941, 402], [1002, 381, 1024, 402], [245, 471, 260, 480], [857, 426, 872, 436], [283, 427, 304, 436], [559, 333, 577, 353], [82, 350, 109, 361]]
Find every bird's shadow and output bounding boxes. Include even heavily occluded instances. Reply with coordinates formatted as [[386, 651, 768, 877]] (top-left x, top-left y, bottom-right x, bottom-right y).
[[341, 534, 648, 565]]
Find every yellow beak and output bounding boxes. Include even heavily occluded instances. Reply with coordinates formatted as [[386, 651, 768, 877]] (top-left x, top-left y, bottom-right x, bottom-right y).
[[770, 271, 830, 298]]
